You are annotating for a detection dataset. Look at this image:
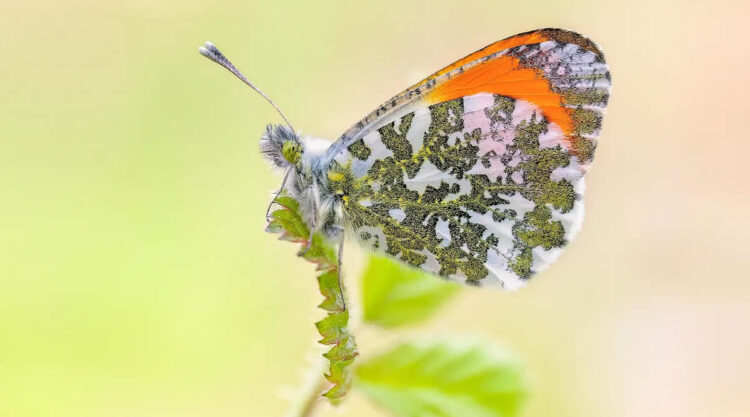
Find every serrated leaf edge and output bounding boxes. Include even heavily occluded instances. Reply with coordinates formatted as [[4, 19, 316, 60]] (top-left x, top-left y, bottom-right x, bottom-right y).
[[266, 196, 358, 404]]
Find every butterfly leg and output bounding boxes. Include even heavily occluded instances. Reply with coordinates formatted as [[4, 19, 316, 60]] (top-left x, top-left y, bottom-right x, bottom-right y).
[[299, 194, 318, 255], [300, 177, 327, 255], [300, 227, 314, 254], [265, 167, 291, 221], [335, 226, 347, 311]]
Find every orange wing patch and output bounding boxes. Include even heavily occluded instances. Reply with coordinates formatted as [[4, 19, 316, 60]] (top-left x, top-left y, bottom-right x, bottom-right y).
[[426, 55, 574, 135], [410, 28, 605, 92], [417, 31, 548, 87]]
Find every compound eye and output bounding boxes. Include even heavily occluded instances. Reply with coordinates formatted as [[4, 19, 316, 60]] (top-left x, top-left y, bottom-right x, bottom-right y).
[[281, 141, 301, 164]]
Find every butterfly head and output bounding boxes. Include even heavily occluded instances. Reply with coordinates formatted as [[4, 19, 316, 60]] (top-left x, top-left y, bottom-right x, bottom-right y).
[[260, 124, 302, 168], [282, 140, 302, 165]]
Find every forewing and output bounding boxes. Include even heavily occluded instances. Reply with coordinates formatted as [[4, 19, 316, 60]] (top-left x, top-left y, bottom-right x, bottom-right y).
[[326, 29, 610, 289]]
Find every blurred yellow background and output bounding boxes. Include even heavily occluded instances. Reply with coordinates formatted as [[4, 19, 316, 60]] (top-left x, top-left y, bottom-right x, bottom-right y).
[[1, 0, 748, 416]]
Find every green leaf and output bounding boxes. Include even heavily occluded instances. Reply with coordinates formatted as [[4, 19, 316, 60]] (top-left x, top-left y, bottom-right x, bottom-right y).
[[362, 255, 459, 328], [317, 270, 345, 312], [266, 195, 357, 404], [356, 340, 527, 417]]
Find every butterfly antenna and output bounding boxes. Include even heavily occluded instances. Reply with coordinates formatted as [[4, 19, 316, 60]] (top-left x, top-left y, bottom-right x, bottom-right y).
[[199, 41, 295, 131]]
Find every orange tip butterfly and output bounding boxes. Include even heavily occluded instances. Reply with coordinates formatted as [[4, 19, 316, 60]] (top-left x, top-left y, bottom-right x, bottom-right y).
[[200, 29, 611, 289]]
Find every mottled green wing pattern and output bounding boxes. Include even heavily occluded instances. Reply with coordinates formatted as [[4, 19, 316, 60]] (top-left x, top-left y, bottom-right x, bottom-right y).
[[326, 33, 609, 288]]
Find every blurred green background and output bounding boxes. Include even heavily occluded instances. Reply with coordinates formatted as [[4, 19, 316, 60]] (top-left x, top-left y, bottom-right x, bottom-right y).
[[1, 0, 748, 416]]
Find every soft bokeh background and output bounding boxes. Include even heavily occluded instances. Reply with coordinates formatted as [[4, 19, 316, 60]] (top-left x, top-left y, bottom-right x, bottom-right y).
[[2, 0, 748, 416]]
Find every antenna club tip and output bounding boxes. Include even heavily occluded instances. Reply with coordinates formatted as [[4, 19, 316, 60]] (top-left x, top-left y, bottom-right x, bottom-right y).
[[199, 41, 219, 58]]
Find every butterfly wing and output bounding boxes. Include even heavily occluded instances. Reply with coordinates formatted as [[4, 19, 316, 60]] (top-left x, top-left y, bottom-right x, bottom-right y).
[[325, 29, 610, 289]]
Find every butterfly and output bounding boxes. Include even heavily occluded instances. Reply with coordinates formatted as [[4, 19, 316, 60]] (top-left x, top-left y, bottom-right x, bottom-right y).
[[200, 28, 611, 290]]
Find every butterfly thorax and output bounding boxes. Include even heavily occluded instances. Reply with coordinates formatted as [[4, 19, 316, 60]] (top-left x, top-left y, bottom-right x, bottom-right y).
[[261, 124, 343, 237]]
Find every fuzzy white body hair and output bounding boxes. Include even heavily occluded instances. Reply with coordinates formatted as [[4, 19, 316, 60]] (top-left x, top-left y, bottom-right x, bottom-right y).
[[300, 136, 332, 161], [286, 135, 343, 238]]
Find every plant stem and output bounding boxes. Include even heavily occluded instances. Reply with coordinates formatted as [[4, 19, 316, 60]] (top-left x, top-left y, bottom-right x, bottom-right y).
[[284, 358, 328, 417]]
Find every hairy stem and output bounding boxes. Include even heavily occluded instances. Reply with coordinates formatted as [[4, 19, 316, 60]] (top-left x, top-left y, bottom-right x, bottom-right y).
[[284, 358, 327, 417]]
